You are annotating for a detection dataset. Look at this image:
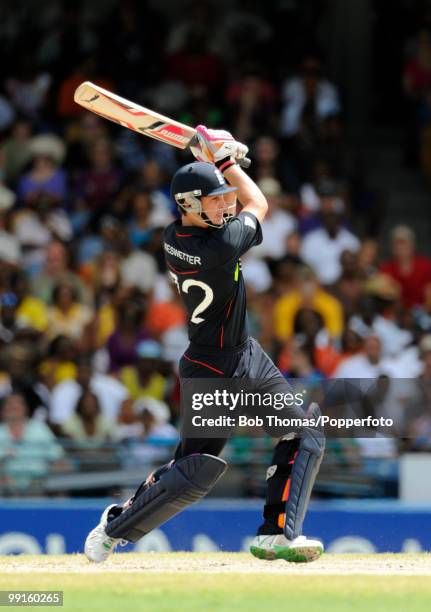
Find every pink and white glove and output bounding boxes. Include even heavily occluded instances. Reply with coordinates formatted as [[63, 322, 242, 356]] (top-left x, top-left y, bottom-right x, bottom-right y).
[[190, 125, 248, 167]]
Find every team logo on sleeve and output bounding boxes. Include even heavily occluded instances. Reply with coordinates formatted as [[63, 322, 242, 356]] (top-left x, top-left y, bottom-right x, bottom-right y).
[[214, 168, 225, 185], [244, 215, 256, 229]]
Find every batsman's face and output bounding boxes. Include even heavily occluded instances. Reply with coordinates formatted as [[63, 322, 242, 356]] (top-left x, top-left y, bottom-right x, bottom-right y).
[[201, 194, 230, 226]]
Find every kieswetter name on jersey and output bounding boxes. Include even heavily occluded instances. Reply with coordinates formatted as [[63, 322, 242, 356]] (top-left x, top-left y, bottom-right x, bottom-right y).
[[164, 242, 202, 265]]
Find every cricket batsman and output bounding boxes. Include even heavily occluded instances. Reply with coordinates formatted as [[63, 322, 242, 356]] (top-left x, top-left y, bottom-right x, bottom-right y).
[[84, 126, 325, 563]]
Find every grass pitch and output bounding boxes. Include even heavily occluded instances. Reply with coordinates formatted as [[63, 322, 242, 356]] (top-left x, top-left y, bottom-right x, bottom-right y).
[[0, 553, 431, 612]]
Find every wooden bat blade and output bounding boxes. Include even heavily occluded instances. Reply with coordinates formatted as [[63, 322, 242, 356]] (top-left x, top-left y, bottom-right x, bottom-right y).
[[74, 81, 251, 168], [74, 81, 196, 149]]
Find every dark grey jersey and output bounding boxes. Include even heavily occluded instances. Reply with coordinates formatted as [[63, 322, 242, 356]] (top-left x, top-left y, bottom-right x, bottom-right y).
[[163, 211, 263, 349]]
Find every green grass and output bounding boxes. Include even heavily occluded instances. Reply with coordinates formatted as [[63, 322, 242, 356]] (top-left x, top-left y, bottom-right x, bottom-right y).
[[0, 554, 430, 612]]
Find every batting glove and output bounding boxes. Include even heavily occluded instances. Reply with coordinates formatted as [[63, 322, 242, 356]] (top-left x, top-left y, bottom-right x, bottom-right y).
[[190, 125, 248, 169]]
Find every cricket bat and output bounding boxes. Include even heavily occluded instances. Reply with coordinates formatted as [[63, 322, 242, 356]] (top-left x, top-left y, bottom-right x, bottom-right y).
[[74, 81, 251, 168]]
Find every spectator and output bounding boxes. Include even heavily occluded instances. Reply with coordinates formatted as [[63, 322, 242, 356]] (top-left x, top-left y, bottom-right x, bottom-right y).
[[226, 68, 277, 142], [167, 30, 225, 93], [122, 397, 178, 463], [333, 335, 392, 378], [329, 250, 365, 320], [282, 339, 325, 382], [380, 225, 431, 308], [248, 178, 297, 261], [281, 55, 341, 138], [127, 190, 159, 248], [74, 138, 123, 219], [39, 335, 78, 390], [13, 137, 71, 275], [0, 293, 22, 345], [106, 291, 151, 372], [47, 282, 93, 341], [0, 393, 63, 492], [56, 56, 113, 120], [0, 342, 48, 419], [405, 334, 431, 449], [11, 271, 48, 334], [251, 136, 298, 193], [5, 61, 51, 123], [274, 266, 344, 342], [146, 291, 187, 339], [0, 119, 33, 185], [49, 354, 129, 426], [119, 339, 169, 402], [300, 196, 360, 285], [134, 159, 175, 217], [0, 186, 21, 266], [61, 390, 113, 447], [30, 241, 88, 305], [348, 282, 412, 359], [17, 135, 67, 205]]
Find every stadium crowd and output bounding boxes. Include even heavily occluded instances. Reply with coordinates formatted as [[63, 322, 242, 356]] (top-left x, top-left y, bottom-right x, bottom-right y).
[[1, 0, 431, 495]]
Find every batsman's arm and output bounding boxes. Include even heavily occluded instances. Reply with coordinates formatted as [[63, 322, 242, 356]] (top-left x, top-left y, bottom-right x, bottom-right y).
[[223, 164, 268, 223]]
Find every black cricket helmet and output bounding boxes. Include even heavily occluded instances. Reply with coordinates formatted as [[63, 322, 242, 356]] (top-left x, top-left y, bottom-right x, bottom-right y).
[[171, 161, 237, 228]]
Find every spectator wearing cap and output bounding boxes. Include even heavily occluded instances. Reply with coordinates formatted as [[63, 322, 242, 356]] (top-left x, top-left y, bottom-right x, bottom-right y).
[[380, 225, 431, 308], [16, 134, 67, 204], [119, 340, 168, 402], [0, 393, 64, 492], [0, 185, 21, 266], [300, 189, 360, 285], [274, 266, 344, 342]]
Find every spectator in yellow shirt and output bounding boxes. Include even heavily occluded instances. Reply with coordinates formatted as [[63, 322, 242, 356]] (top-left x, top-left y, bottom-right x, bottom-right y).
[[119, 340, 167, 402], [274, 265, 344, 341], [12, 271, 48, 333]]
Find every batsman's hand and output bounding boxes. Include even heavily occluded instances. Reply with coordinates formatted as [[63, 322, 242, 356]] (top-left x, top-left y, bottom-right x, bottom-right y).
[[190, 125, 248, 165]]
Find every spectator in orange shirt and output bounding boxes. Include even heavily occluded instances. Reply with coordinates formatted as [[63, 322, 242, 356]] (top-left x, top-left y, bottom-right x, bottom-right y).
[[57, 56, 114, 119]]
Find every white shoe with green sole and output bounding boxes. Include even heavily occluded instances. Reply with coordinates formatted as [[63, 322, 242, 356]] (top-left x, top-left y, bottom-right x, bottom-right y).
[[250, 534, 323, 563]]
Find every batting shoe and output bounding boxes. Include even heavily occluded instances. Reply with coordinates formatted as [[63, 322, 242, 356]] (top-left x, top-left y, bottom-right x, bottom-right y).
[[250, 534, 323, 563], [84, 504, 127, 563]]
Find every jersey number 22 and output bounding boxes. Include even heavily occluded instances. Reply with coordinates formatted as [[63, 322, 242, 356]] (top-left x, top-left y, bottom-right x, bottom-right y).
[[168, 271, 214, 324]]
